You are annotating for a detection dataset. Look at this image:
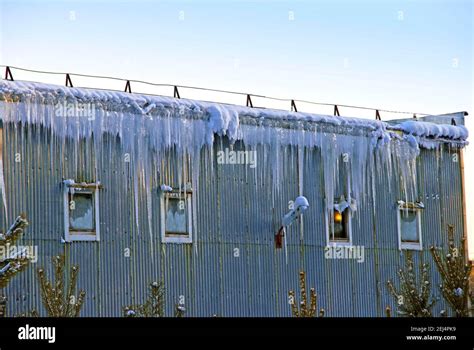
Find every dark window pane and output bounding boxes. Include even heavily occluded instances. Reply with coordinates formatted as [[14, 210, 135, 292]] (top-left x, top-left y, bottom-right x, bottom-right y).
[[331, 210, 348, 241]]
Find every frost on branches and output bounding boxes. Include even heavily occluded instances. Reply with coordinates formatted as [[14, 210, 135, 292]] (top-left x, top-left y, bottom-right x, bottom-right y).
[[124, 281, 187, 317], [387, 252, 437, 317], [124, 281, 165, 317], [0, 214, 29, 317], [0, 213, 29, 289], [430, 225, 473, 317]]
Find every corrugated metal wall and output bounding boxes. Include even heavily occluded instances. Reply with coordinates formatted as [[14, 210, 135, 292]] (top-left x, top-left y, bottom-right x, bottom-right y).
[[0, 119, 466, 317]]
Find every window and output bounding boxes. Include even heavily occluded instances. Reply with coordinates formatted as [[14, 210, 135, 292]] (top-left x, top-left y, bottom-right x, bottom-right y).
[[327, 195, 356, 246], [160, 188, 192, 244], [63, 180, 100, 242], [397, 201, 423, 250]]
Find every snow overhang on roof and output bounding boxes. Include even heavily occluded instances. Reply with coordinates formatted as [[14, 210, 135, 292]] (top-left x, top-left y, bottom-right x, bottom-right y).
[[0, 80, 469, 149]]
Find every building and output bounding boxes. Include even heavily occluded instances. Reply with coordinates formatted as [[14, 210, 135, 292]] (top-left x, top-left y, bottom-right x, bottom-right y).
[[0, 79, 469, 316]]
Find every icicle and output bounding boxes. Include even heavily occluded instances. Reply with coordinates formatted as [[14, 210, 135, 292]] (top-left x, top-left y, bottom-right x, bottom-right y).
[[133, 152, 140, 235], [0, 80, 469, 242], [0, 158, 7, 219], [191, 146, 201, 256], [145, 159, 154, 261], [298, 146, 304, 195], [298, 146, 304, 241]]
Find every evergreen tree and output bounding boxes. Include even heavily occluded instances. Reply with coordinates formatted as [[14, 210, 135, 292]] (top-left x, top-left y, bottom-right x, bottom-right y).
[[0, 214, 29, 317], [37, 255, 86, 317], [387, 252, 437, 317], [124, 281, 165, 317], [174, 303, 186, 318], [0, 214, 30, 288], [124, 281, 187, 317], [430, 225, 472, 317], [288, 271, 325, 317]]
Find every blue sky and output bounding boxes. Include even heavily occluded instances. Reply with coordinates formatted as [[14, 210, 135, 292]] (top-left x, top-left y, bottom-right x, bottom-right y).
[[1, 0, 471, 115], [0, 0, 473, 254]]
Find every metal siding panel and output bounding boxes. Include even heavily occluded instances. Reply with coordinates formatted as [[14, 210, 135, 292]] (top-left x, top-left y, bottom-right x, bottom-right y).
[[0, 108, 466, 317]]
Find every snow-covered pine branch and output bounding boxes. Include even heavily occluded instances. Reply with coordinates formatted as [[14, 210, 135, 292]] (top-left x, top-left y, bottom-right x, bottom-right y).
[[0, 214, 30, 289]]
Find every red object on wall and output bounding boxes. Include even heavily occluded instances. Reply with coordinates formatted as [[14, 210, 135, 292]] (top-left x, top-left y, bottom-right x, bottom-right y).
[[275, 226, 285, 249]]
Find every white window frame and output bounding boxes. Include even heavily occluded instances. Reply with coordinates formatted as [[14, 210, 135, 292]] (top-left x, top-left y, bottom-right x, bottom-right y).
[[397, 202, 423, 251], [63, 180, 100, 242], [160, 189, 193, 244]]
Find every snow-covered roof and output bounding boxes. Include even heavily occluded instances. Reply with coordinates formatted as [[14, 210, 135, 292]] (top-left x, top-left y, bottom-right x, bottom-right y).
[[0, 80, 467, 214], [0, 80, 468, 148]]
